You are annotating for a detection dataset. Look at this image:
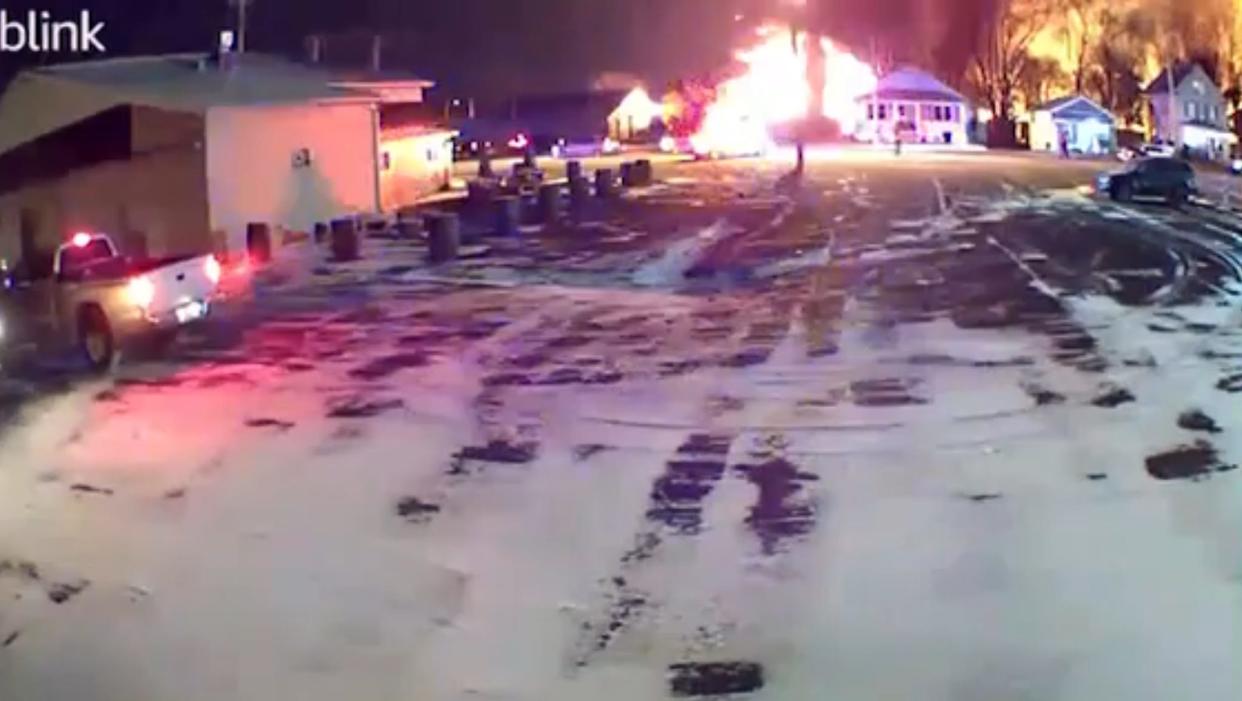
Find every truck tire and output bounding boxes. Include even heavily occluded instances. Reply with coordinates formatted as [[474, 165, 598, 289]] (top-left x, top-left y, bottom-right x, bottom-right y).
[[78, 305, 115, 373]]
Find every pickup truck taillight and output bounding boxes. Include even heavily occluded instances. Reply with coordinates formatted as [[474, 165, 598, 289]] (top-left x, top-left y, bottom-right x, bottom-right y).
[[127, 275, 156, 309], [205, 256, 221, 285]]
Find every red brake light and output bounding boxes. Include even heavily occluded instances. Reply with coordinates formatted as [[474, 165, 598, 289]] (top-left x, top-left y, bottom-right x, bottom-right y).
[[72, 232, 92, 248], [127, 275, 155, 309], [204, 256, 221, 285]]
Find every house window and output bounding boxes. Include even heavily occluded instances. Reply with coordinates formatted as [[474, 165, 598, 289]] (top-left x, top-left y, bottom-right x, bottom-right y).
[[867, 104, 875, 120], [898, 103, 910, 118], [878, 103, 890, 120], [1185, 101, 1196, 120]]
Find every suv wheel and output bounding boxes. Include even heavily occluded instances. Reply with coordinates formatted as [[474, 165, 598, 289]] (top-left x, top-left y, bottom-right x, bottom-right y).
[[1111, 179, 1132, 202]]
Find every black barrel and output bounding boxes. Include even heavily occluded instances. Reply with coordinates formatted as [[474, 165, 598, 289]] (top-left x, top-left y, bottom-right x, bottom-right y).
[[426, 212, 460, 263], [594, 169, 617, 198], [397, 218, 421, 241], [566, 160, 584, 183], [494, 196, 521, 237], [246, 222, 272, 263], [634, 159, 654, 186], [619, 162, 638, 187], [569, 176, 591, 213], [330, 218, 360, 261], [467, 179, 497, 211], [537, 183, 563, 224], [313, 222, 329, 244]]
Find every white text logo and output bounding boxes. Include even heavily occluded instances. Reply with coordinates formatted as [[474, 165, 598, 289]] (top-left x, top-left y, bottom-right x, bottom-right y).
[[0, 10, 106, 53]]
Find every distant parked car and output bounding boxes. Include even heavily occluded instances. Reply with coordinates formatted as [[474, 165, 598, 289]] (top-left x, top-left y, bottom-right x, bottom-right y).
[[1096, 156, 1196, 206], [550, 135, 621, 159], [1139, 142, 1176, 158]]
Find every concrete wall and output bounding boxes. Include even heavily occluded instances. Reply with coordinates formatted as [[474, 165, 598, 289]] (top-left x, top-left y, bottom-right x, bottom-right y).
[[0, 109, 210, 267], [378, 129, 453, 212], [204, 103, 378, 253]]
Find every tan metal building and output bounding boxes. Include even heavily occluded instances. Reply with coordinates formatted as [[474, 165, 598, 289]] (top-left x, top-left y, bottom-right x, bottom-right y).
[[0, 53, 446, 267]]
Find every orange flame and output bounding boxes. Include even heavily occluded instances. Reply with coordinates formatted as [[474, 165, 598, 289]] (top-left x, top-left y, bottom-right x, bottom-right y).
[[691, 24, 877, 156]]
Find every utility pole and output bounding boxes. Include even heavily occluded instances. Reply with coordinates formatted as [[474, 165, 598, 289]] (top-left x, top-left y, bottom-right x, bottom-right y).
[[871, 35, 880, 144], [1166, 62, 1178, 148], [783, 0, 808, 178], [230, 0, 252, 53]]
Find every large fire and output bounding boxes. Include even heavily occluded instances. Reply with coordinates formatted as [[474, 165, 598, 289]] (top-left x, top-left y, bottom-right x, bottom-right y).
[[686, 24, 877, 157]]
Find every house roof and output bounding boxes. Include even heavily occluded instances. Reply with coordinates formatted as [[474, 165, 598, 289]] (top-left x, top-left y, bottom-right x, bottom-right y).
[[857, 67, 966, 104], [1145, 62, 1206, 94], [1035, 94, 1115, 122], [22, 53, 420, 113]]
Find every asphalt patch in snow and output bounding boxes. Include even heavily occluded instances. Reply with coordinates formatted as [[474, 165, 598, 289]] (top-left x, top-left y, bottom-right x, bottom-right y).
[[325, 396, 406, 419], [1178, 409, 1223, 434], [720, 348, 773, 369], [964, 493, 1004, 503], [1145, 440, 1238, 481], [1216, 374, 1242, 393], [733, 458, 819, 554], [1091, 385, 1136, 408], [452, 439, 538, 470], [589, 589, 649, 656], [69, 483, 114, 496], [396, 497, 442, 523], [646, 459, 729, 534], [244, 417, 295, 431], [668, 661, 766, 697], [851, 378, 928, 407], [1022, 382, 1066, 406], [47, 579, 90, 604], [574, 444, 611, 461], [348, 351, 432, 381]]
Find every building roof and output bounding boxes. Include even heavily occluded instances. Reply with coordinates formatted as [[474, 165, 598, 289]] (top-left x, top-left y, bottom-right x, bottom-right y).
[[857, 67, 966, 104], [1145, 62, 1207, 95], [23, 53, 402, 113], [1035, 94, 1115, 123]]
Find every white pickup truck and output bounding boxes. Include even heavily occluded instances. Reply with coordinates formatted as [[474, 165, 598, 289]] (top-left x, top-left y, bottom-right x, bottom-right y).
[[0, 232, 220, 371]]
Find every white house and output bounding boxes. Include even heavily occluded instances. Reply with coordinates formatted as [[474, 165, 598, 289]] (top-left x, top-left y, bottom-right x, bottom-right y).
[[854, 67, 969, 145], [1030, 95, 1115, 155], [0, 52, 443, 265], [1145, 62, 1236, 161]]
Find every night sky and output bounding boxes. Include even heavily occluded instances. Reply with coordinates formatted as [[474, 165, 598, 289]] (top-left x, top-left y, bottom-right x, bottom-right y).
[[0, 0, 982, 97]]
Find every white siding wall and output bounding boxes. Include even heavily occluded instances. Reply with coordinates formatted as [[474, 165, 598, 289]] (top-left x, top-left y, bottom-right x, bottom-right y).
[[205, 103, 378, 253]]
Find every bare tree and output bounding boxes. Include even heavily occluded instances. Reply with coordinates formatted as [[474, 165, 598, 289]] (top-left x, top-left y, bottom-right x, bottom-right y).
[[1088, 7, 1151, 123], [1053, 0, 1106, 94], [969, 0, 1055, 138]]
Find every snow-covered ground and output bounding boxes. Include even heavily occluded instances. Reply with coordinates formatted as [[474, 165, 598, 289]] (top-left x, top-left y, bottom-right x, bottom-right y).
[[2, 155, 1241, 700]]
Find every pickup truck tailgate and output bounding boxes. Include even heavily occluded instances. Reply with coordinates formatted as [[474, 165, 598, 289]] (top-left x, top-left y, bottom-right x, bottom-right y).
[[141, 255, 217, 321]]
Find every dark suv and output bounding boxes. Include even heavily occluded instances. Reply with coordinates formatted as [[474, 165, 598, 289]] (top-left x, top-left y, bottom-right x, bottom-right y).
[[1098, 156, 1196, 206]]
